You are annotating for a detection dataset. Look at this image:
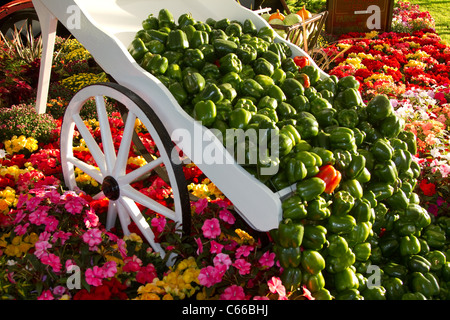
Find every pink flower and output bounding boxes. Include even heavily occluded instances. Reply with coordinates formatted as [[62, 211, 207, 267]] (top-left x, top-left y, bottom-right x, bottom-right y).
[[268, 276, 286, 298], [194, 198, 209, 214], [233, 258, 251, 275], [220, 285, 246, 300], [40, 253, 62, 273], [84, 208, 99, 228], [302, 286, 315, 300], [151, 216, 166, 233], [14, 223, 29, 236], [198, 266, 223, 288], [82, 228, 103, 248], [52, 231, 72, 245], [64, 197, 85, 214], [26, 197, 42, 212], [44, 216, 59, 232], [259, 251, 276, 268], [28, 206, 50, 225], [219, 208, 236, 224], [253, 296, 270, 300], [37, 290, 54, 300], [236, 245, 253, 259], [116, 239, 127, 258], [34, 240, 51, 259], [210, 240, 224, 254], [85, 266, 105, 286], [194, 237, 203, 255], [123, 255, 142, 273], [53, 286, 67, 297], [201, 218, 221, 239], [213, 253, 232, 270], [102, 261, 117, 278]]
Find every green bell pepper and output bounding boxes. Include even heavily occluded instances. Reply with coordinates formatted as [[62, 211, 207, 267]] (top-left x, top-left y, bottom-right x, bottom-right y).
[[219, 53, 242, 74], [276, 245, 302, 268], [383, 277, 405, 300], [128, 38, 148, 63], [385, 189, 409, 211], [225, 22, 242, 37], [278, 218, 304, 248], [302, 272, 326, 293], [398, 130, 418, 155], [301, 250, 326, 274], [163, 50, 184, 64], [337, 75, 360, 91], [362, 286, 386, 300], [351, 198, 374, 223], [306, 196, 331, 220], [366, 94, 394, 122], [196, 83, 224, 104], [370, 138, 394, 162], [280, 78, 305, 100], [213, 38, 238, 57], [166, 63, 183, 82], [327, 214, 356, 235], [262, 50, 281, 69], [228, 107, 252, 129], [327, 234, 349, 258], [166, 29, 189, 52], [183, 48, 205, 69], [218, 83, 237, 103], [257, 26, 275, 41], [183, 72, 205, 95], [410, 272, 440, 298], [235, 43, 257, 65], [334, 267, 359, 292], [282, 195, 307, 220], [422, 224, 446, 249], [258, 107, 279, 123], [141, 52, 169, 75], [354, 242, 371, 261], [379, 114, 405, 138], [277, 102, 297, 121], [296, 177, 326, 202], [340, 179, 363, 200], [332, 190, 355, 215], [291, 95, 310, 112], [402, 292, 427, 300], [168, 81, 188, 105], [367, 182, 394, 201], [399, 234, 421, 256], [337, 108, 359, 128], [200, 63, 221, 81], [425, 250, 447, 271], [157, 8, 175, 29], [253, 57, 275, 77], [239, 78, 264, 100], [142, 15, 159, 30], [243, 19, 257, 35], [194, 100, 217, 126], [345, 154, 366, 180], [299, 65, 320, 86], [408, 254, 432, 273], [302, 225, 328, 250], [328, 126, 356, 151], [281, 267, 302, 291], [295, 112, 319, 140], [373, 160, 398, 184], [346, 221, 371, 246]]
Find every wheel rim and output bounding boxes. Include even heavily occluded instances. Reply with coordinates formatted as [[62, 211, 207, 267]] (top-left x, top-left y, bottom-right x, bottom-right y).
[[60, 83, 191, 258]]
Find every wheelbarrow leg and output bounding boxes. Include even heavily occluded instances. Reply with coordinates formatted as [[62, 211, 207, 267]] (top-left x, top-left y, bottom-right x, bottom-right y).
[[33, 1, 58, 114]]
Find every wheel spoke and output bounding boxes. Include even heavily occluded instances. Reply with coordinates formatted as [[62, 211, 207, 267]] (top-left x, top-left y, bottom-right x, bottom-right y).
[[117, 157, 163, 186], [95, 95, 116, 171], [105, 200, 117, 230], [72, 114, 107, 174], [118, 196, 165, 256], [112, 111, 136, 177], [120, 185, 176, 221], [66, 155, 103, 183]]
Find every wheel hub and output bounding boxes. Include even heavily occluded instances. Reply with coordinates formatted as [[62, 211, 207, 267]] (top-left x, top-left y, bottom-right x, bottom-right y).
[[102, 176, 120, 200]]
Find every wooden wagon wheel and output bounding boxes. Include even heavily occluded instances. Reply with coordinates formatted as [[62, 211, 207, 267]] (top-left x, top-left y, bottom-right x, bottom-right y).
[[60, 82, 191, 259]]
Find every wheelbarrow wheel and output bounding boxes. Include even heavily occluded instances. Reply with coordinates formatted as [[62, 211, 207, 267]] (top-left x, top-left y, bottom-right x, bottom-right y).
[[60, 82, 191, 259]]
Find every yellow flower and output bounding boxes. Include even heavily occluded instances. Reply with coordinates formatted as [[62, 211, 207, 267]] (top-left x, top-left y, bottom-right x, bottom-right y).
[[162, 293, 174, 300], [405, 60, 427, 69], [365, 31, 378, 39], [234, 228, 255, 245]]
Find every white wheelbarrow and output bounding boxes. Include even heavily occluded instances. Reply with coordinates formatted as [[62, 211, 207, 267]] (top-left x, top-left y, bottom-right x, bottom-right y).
[[32, 0, 328, 259]]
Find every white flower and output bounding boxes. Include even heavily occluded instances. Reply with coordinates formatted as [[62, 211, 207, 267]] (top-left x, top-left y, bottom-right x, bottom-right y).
[[0, 149, 7, 159]]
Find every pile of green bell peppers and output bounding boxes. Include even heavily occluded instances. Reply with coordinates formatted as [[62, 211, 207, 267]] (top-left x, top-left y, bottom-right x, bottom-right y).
[[129, 9, 448, 300]]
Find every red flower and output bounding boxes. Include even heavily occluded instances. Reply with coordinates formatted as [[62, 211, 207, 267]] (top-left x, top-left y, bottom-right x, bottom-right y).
[[419, 179, 436, 197]]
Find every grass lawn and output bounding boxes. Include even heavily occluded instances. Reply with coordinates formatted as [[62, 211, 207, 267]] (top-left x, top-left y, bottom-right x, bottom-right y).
[[404, 0, 450, 43]]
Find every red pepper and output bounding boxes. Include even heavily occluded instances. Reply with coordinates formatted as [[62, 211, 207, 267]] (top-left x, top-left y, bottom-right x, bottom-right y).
[[315, 165, 341, 194], [293, 56, 310, 69]]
